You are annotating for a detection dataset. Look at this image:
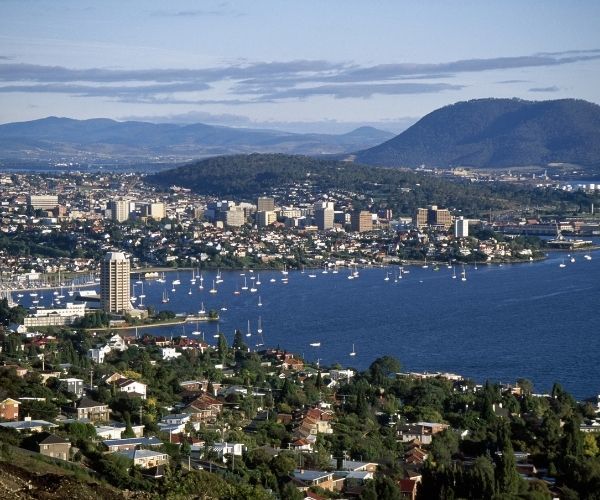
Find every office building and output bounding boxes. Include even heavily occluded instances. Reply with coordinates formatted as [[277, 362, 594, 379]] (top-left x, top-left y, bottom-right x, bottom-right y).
[[257, 196, 275, 212], [100, 252, 131, 314], [109, 200, 130, 223], [351, 210, 372, 233], [454, 217, 469, 238], [27, 195, 59, 210], [256, 210, 277, 227], [415, 205, 453, 229], [143, 202, 165, 220], [315, 207, 334, 230], [225, 207, 246, 227]]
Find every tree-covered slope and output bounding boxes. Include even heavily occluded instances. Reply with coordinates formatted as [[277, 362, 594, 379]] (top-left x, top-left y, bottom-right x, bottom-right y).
[[355, 98, 600, 168], [147, 153, 597, 216]]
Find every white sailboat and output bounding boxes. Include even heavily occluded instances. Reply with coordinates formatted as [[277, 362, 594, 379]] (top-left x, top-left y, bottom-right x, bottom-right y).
[[384, 272, 390, 281], [161, 289, 169, 303], [246, 320, 252, 337], [188, 287, 193, 295], [461, 265, 467, 282], [255, 316, 265, 347], [216, 269, 223, 284], [452, 266, 457, 279], [199, 302, 206, 314], [256, 274, 261, 285], [199, 273, 204, 290], [349, 343, 356, 357], [559, 259, 566, 268], [310, 341, 321, 347], [209, 280, 217, 293], [241, 277, 248, 290]]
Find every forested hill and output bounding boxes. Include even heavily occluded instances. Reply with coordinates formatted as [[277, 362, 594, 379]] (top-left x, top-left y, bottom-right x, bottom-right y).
[[355, 98, 600, 168], [147, 153, 596, 216]]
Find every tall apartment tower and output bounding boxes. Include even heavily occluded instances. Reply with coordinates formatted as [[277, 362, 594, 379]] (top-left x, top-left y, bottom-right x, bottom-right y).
[[27, 195, 59, 211], [109, 200, 130, 223], [100, 252, 132, 314], [351, 210, 373, 233], [454, 217, 469, 238], [314, 201, 335, 230], [257, 197, 275, 212]]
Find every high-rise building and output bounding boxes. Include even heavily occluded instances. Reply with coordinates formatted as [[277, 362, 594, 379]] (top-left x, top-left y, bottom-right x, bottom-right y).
[[225, 207, 246, 227], [315, 207, 334, 230], [147, 202, 165, 220], [415, 205, 453, 229], [256, 210, 277, 227], [257, 197, 275, 212], [109, 200, 130, 223], [454, 217, 469, 238], [351, 210, 373, 233], [100, 252, 131, 314], [27, 195, 59, 210]]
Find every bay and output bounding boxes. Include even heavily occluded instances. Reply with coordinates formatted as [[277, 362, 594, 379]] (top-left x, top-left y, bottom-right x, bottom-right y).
[[19, 248, 600, 400]]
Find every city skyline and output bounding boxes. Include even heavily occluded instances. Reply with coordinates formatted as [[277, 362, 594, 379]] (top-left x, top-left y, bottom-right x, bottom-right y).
[[1, 1, 600, 133]]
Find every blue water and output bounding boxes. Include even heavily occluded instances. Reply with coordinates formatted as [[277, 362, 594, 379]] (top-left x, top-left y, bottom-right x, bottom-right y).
[[18, 249, 600, 399]]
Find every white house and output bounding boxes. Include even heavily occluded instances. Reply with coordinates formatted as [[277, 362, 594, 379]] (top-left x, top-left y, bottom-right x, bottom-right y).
[[210, 442, 246, 461], [117, 378, 147, 399], [161, 347, 181, 360]]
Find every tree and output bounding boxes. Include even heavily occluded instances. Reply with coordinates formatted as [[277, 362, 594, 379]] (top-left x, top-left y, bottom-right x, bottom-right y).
[[495, 422, 520, 495], [368, 356, 401, 386], [217, 333, 229, 362], [232, 329, 247, 351]]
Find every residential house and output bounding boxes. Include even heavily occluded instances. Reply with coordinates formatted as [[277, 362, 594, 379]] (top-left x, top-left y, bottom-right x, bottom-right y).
[[74, 396, 110, 422], [210, 442, 246, 461], [183, 393, 223, 423], [0, 416, 57, 433], [115, 449, 168, 469], [59, 378, 85, 398], [116, 378, 147, 399], [103, 436, 162, 452], [397, 422, 448, 445], [398, 479, 418, 500], [0, 398, 20, 421], [95, 422, 145, 440], [38, 434, 71, 461], [293, 469, 344, 493]]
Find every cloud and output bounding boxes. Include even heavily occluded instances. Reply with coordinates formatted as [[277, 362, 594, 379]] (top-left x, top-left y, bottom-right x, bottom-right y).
[[0, 49, 597, 104], [255, 82, 465, 101], [496, 79, 529, 84], [150, 2, 243, 18], [529, 86, 560, 92]]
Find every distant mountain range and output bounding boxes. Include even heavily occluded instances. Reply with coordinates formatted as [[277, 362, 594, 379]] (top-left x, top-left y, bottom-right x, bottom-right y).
[[0, 117, 394, 163], [355, 98, 600, 168]]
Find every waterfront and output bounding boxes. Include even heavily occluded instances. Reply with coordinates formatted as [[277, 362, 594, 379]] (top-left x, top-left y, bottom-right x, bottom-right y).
[[16, 248, 600, 399]]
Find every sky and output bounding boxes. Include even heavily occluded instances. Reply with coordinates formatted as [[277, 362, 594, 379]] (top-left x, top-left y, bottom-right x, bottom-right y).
[[1, 0, 600, 133]]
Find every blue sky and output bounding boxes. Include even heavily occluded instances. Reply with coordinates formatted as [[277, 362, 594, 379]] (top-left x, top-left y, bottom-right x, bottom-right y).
[[1, 0, 599, 133]]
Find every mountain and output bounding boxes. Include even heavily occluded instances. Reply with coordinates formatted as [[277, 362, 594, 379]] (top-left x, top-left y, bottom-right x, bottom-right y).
[[355, 98, 600, 168], [0, 117, 394, 163]]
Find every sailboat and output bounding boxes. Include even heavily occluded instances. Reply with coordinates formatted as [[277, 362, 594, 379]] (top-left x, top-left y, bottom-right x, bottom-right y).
[[422, 258, 429, 269], [461, 265, 467, 282], [309, 341, 321, 347], [281, 265, 288, 275], [246, 320, 252, 337], [138, 282, 146, 300], [209, 280, 217, 293], [322, 265, 328, 274], [188, 287, 193, 295], [349, 343, 356, 357], [199, 302, 206, 314], [269, 277, 276, 283], [131, 283, 137, 301], [332, 265, 339, 274], [216, 269, 223, 284], [192, 319, 202, 336], [199, 273, 204, 290], [308, 272, 317, 278], [233, 284, 241, 295], [452, 266, 457, 279], [250, 280, 258, 292], [584, 254, 592, 260], [256, 274, 261, 285], [559, 259, 566, 268], [190, 269, 196, 284], [255, 316, 265, 347], [161, 289, 169, 303], [241, 277, 249, 290], [384, 272, 390, 281], [258, 296, 263, 307]]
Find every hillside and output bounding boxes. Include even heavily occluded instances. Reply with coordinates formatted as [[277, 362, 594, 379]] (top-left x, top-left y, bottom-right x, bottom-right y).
[[0, 117, 394, 163], [355, 98, 600, 168], [148, 153, 595, 216]]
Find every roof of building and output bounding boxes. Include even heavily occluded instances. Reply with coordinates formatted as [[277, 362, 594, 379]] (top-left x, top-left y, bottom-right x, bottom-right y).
[[77, 396, 106, 409], [0, 419, 57, 430], [39, 434, 70, 445], [115, 449, 166, 461], [103, 436, 162, 448], [293, 469, 333, 482]]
